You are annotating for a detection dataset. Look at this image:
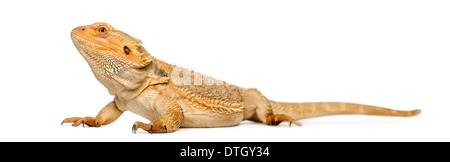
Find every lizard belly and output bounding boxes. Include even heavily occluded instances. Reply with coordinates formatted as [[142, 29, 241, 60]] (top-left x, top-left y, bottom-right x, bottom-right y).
[[178, 99, 244, 128], [114, 89, 163, 121]]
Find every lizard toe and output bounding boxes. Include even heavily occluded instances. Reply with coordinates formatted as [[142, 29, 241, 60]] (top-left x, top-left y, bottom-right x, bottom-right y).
[[61, 116, 102, 127]]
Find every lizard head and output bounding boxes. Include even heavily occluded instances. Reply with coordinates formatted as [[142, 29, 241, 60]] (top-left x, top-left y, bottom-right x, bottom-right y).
[[71, 22, 152, 94]]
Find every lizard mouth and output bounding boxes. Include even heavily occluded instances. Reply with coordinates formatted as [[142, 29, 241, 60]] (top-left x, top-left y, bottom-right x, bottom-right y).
[[71, 33, 102, 50], [70, 33, 111, 60], [70, 33, 98, 61]]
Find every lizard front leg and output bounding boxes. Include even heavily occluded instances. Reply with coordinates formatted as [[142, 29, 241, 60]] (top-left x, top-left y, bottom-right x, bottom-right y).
[[132, 95, 184, 133], [62, 101, 123, 127]]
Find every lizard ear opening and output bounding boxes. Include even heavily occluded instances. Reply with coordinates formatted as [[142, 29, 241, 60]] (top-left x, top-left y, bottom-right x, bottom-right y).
[[124, 46, 131, 55]]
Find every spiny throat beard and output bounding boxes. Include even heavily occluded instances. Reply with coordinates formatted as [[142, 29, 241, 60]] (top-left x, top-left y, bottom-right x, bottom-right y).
[[71, 34, 137, 94]]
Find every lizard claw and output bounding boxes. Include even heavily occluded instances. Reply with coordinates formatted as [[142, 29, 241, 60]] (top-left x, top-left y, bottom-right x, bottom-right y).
[[132, 124, 137, 134], [81, 119, 85, 127], [150, 125, 153, 134], [164, 125, 167, 133], [132, 121, 151, 134]]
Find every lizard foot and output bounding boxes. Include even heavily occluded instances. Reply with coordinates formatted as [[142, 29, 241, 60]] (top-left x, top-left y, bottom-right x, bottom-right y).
[[132, 121, 168, 134], [266, 114, 302, 126], [61, 117, 102, 127]]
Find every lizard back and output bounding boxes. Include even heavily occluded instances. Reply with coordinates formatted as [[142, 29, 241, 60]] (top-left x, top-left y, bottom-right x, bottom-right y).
[[171, 66, 245, 114]]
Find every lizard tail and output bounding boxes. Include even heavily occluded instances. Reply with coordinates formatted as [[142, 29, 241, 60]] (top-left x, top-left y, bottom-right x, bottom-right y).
[[270, 101, 421, 120]]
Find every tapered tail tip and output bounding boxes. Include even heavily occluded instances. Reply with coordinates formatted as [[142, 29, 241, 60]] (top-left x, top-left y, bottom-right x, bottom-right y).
[[395, 109, 421, 117], [410, 109, 421, 116]]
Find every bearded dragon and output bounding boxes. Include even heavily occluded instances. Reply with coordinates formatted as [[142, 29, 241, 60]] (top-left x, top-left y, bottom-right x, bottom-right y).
[[61, 22, 421, 133]]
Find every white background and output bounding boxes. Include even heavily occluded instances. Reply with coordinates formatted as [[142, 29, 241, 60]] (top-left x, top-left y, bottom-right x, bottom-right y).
[[0, 0, 449, 141]]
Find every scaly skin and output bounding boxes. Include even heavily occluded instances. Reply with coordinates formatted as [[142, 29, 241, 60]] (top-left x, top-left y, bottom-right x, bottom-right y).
[[62, 23, 421, 133]]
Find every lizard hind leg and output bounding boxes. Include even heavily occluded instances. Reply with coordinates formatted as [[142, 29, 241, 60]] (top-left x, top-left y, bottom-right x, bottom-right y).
[[242, 88, 302, 127]]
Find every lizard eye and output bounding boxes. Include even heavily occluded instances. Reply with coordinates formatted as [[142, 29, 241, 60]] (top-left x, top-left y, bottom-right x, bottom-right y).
[[123, 46, 131, 55], [98, 27, 107, 33]]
